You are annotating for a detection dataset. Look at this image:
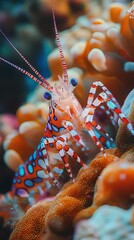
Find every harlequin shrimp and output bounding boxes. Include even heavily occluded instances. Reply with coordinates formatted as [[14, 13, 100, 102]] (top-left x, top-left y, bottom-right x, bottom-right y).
[[0, 0, 134, 201]]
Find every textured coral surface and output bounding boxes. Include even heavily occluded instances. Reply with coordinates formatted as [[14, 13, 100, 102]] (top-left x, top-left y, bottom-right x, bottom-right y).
[[74, 159, 134, 222], [74, 205, 134, 240], [74, 101, 134, 222], [9, 154, 118, 239]]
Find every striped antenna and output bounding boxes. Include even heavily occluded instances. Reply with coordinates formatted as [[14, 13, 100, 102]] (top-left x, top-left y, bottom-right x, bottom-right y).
[[51, 0, 69, 85], [0, 57, 52, 90], [0, 28, 52, 92]]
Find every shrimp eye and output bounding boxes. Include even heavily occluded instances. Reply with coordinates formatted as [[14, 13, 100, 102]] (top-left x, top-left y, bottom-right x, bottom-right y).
[[70, 78, 78, 87], [44, 92, 52, 100]]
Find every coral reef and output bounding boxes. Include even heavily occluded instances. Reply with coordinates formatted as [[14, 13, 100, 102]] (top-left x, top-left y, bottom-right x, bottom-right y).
[[49, 1, 134, 105], [3, 102, 49, 171], [5, 0, 134, 177], [9, 154, 119, 239], [3, 67, 88, 173], [74, 158, 134, 222], [9, 88, 134, 240], [73, 205, 134, 240], [28, 0, 89, 37], [10, 200, 52, 240], [74, 95, 134, 222], [0, 1, 134, 240]]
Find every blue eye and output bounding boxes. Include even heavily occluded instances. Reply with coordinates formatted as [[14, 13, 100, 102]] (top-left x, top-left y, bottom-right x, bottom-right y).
[[70, 78, 78, 87], [44, 92, 52, 100]]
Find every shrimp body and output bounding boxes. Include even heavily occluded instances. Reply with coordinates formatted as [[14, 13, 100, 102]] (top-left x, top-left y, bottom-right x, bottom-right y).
[[12, 79, 134, 197], [12, 93, 85, 197], [0, 0, 134, 201]]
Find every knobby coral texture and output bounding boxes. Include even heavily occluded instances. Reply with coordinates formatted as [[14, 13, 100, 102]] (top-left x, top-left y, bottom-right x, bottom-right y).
[[74, 205, 134, 240], [0, 0, 134, 240], [52, 1, 134, 105], [9, 154, 119, 240], [74, 99, 134, 220]]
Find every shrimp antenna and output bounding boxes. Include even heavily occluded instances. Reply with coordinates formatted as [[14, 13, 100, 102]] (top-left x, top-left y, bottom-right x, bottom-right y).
[[0, 28, 52, 92], [51, 0, 69, 85], [0, 56, 52, 90]]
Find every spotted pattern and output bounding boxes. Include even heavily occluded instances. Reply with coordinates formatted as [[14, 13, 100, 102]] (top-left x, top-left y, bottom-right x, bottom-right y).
[[12, 101, 65, 196], [19, 166, 25, 177], [27, 164, 34, 174], [25, 180, 34, 187]]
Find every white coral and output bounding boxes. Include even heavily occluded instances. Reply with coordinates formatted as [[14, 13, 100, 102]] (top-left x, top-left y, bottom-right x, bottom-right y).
[[73, 205, 134, 240]]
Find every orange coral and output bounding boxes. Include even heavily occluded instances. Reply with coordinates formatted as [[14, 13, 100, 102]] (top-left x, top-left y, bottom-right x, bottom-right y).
[[2, 2, 134, 239], [28, 0, 89, 37], [75, 10, 134, 104], [46, 154, 118, 234], [10, 200, 52, 240], [109, 3, 125, 23], [74, 101, 134, 223], [8, 89, 132, 232], [49, 2, 134, 105], [74, 158, 134, 222], [9, 154, 118, 239], [3, 102, 48, 171]]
